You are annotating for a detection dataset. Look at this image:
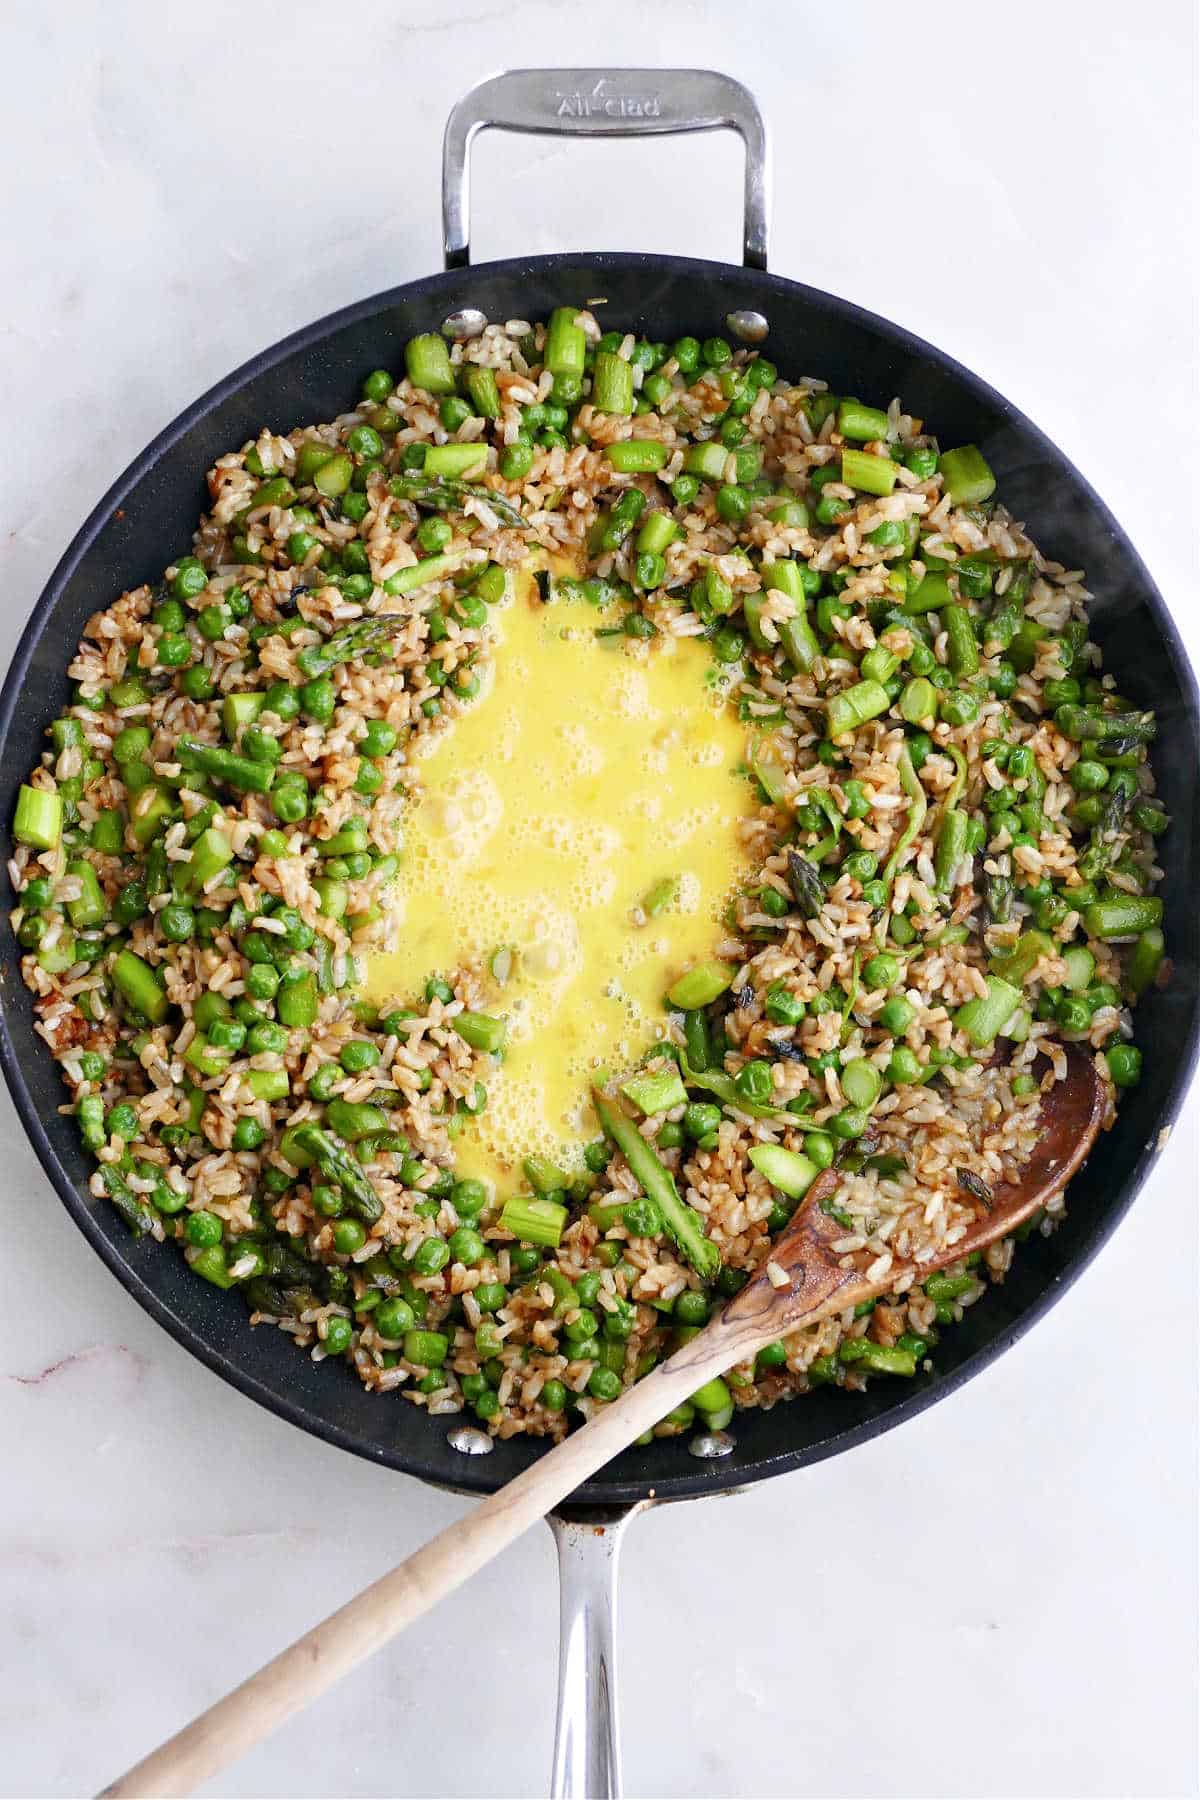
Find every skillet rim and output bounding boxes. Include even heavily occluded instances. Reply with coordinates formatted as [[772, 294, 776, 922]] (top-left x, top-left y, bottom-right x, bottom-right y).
[[1, 248, 1196, 1503]]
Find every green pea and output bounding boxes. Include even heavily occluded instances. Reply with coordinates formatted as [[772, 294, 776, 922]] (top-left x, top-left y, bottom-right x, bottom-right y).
[[803, 1131, 835, 1169], [842, 850, 879, 883], [862, 952, 899, 990], [879, 995, 914, 1035], [375, 1295, 417, 1338], [445, 1226, 483, 1265], [1070, 760, 1109, 793], [185, 1210, 223, 1248], [715, 485, 751, 524], [179, 665, 215, 701], [347, 423, 384, 459], [286, 531, 319, 564], [734, 1060, 773, 1104], [300, 677, 336, 724], [831, 1106, 869, 1139], [500, 441, 535, 482], [417, 515, 453, 555], [105, 1103, 140, 1141], [683, 1102, 721, 1140], [242, 726, 281, 766], [333, 1219, 367, 1255], [1056, 995, 1092, 1033], [160, 904, 195, 943], [888, 1045, 922, 1085], [172, 557, 208, 600], [360, 718, 398, 758], [263, 681, 300, 721], [452, 1178, 488, 1217], [322, 1315, 354, 1355], [1106, 1043, 1141, 1088], [231, 1118, 266, 1151], [842, 780, 871, 821], [674, 1290, 710, 1326], [361, 369, 394, 403]]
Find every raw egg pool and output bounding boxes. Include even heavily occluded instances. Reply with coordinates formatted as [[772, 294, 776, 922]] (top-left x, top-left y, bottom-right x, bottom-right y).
[[363, 570, 756, 1190]]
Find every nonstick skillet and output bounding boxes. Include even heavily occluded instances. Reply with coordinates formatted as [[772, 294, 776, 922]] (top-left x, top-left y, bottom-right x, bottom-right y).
[[2, 70, 1196, 1799]]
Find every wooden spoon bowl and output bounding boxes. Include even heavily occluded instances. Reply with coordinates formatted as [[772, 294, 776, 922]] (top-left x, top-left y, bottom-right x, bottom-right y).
[[723, 1039, 1107, 1344]]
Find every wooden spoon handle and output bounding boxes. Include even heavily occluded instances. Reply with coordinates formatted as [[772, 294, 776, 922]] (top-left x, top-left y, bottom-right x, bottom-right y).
[[99, 1315, 759, 1799]]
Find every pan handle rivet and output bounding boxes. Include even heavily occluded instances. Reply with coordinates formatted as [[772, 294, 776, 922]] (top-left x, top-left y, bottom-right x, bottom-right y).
[[447, 1424, 494, 1455], [688, 1429, 735, 1459], [441, 308, 488, 340], [726, 309, 769, 345]]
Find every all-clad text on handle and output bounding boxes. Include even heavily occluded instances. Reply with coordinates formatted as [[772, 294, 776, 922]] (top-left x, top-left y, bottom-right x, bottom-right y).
[[442, 68, 769, 270]]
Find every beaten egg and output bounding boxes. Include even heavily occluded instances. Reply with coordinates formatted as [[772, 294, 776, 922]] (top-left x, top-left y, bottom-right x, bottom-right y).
[[363, 563, 756, 1188]]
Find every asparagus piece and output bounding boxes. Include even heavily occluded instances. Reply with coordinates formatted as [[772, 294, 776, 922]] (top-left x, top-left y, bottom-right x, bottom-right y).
[[592, 1088, 720, 1281], [112, 949, 169, 1024], [101, 1163, 157, 1235], [390, 474, 524, 528], [620, 1066, 688, 1117], [294, 614, 410, 680], [177, 737, 276, 795], [1055, 705, 1157, 745], [291, 1125, 383, 1224], [499, 1194, 567, 1248], [787, 849, 825, 918], [14, 784, 63, 850]]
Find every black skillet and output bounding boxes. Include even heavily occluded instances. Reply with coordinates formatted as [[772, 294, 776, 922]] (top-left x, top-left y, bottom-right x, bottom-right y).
[[2, 70, 1198, 1792]]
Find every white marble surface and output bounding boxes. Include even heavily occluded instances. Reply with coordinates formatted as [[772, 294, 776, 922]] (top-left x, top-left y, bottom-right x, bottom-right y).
[[2, 4, 1197, 1796]]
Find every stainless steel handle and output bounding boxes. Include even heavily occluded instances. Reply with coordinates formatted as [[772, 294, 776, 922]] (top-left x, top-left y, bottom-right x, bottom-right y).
[[547, 1503, 649, 1799], [442, 68, 769, 270]]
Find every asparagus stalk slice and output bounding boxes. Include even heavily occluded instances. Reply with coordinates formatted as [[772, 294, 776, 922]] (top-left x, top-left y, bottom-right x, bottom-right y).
[[454, 1011, 507, 1054], [389, 475, 525, 529], [177, 737, 276, 795], [101, 1163, 157, 1236], [499, 1194, 567, 1248], [787, 849, 825, 918], [112, 949, 169, 1024], [423, 444, 488, 479], [592, 1088, 720, 1282], [294, 615, 411, 679], [620, 1066, 687, 1117], [291, 1125, 383, 1224], [14, 784, 63, 850], [666, 960, 735, 1010]]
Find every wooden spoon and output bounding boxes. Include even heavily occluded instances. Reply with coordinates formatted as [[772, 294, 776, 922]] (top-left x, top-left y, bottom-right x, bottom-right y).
[[101, 1044, 1104, 1799]]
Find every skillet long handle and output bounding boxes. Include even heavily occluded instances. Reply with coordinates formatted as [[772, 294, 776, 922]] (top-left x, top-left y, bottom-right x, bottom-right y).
[[442, 68, 769, 270], [548, 1504, 648, 1799], [97, 1314, 758, 1800]]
